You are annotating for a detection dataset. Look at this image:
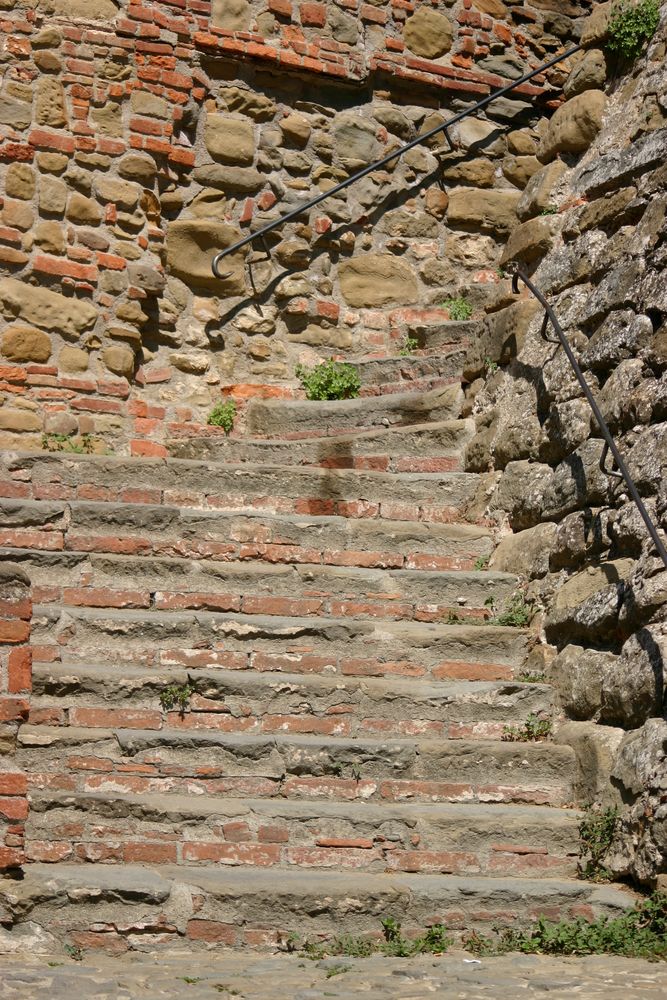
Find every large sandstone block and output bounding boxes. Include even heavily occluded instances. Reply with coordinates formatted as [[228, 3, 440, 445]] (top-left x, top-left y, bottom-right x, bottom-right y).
[[1, 325, 52, 363], [490, 522, 556, 578], [333, 114, 379, 173], [403, 8, 453, 59], [211, 0, 250, 30], [538, 91, 607, 163], [0, 278, 97, 340], [517, 160, 568, 221], [338, 255, 418, 308], [564, 49, 607, 98], [500, 217, 556, 266], [447, 189, 520, 234], [39, 0, 119, 15], [165, 220, 246, 293], [205, 115, 255, 165]]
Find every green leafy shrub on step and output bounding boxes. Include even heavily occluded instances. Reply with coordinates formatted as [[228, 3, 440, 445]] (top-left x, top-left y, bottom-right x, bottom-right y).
[[464, 893, 667, 961], [207, 400, 236, 434], [607, 0, 660, 60], [442, 297, 473, 321], [295, 359, 361, 401]]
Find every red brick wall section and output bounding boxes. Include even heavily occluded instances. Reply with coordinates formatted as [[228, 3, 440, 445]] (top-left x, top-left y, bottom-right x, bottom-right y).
[[0, 563, 31, 872]]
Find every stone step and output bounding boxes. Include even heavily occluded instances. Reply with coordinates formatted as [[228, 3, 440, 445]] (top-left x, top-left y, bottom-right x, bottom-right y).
[[353, 349, 465, 396], [11, 549, 516, 622], [0, 499, 494, 571], [0, 863, 635, 952], [30, 664, 553, 739], [1, 451, 486, 524], [30, 605, 528, 681], [24, 791, 581, 877], [18, 727, 575, 806], [166, 418, 474, 470], [243, 384, 463, 438]]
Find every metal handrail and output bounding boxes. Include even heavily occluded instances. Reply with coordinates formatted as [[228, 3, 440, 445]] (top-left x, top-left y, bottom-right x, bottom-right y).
[[510, 265, 667, 570], [211, 44, 582, 279]]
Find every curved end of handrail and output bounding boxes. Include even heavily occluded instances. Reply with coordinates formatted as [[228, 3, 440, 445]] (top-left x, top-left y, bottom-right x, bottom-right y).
[[211, 250, 227, 280]]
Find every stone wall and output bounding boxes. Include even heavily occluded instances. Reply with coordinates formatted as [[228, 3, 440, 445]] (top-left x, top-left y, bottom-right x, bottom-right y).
[[464, 2, 667, 886], [0, 0, 592, 455]]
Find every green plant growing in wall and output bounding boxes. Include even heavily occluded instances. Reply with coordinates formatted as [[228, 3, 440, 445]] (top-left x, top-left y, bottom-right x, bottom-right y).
[[578, 805, 618, 882], [442, 297, 473, 321], [295, 359, 361, 401], [207, 400, 236, 434], [607, 0, 660, 61]]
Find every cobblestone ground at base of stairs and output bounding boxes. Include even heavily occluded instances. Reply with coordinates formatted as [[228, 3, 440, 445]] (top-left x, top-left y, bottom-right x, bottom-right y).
[[2, 951, 667, 999]]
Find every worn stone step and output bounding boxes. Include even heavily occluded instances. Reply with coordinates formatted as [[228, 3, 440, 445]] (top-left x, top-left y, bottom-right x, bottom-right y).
[[1, 451, 486, 523], [25, 791, 581, 877], [18, 727, 575, 806], [244, 384, 463, 438], [0, 499, 494, 571], [355, 347, 465, 388], [11, 549, 516, 622], [30, 664, 553, 739], [30, 605, 528, 681], [0, 863, 636, 952], [166, 418, 474, 470]]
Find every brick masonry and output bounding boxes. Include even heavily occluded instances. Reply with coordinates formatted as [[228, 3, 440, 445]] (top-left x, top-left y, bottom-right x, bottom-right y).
[[0, 0, 592, 455]]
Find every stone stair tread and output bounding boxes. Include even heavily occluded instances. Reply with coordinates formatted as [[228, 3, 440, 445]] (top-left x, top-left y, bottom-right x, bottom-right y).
[[2, 862, 636, 915], [29, 788, 580, 825], [166, 417, 474, 464], [18, 724, 573, 762], [243, 384, 463, 438], [1, 548, 518, 586], [33, 661, 545, 700], [32, 603, 524, 640]]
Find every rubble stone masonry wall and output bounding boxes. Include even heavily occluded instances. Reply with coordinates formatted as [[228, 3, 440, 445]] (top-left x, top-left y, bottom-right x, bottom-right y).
[[466, 3, 667, 887], [0, 0, 592, 455]]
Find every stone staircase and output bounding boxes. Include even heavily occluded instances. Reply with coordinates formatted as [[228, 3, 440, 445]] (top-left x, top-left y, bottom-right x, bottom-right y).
[[0, 329, 634, 953]]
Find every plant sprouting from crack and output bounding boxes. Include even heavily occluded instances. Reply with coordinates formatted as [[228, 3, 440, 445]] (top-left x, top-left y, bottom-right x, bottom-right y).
[[487, 593, 532, 627], [578, 805, 619, 882], [442, 296, 473, 321], [296, 359, 361, 401], [207, 399, 236, 434], [398, 336, 419, 356], [607, 0, 660, 61], [502, 712, 552, 743], [159, 682, 195, 715]]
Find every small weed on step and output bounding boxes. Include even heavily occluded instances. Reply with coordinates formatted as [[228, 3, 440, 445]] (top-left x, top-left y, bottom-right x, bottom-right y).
[[159, 682, 195, 715], [502, 713, 552, 742], [442, 297, 473, 321], [296, 359, 361, 400]]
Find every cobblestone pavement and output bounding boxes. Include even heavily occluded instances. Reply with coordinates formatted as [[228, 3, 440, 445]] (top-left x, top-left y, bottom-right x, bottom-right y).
[[1, 951, 666, 999]]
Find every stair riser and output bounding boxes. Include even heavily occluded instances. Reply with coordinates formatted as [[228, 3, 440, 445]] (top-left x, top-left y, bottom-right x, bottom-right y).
[[165, 419, 473, 468], [29, 609, 527, 682], [0, 866, 627, 955], [24, 806, 577, 877], [7, 547, 517, 618], [30, 665, 553, 737], [1, 499, 494, 571], [244, 386, 462, 438], [18, 734, 574, 807]]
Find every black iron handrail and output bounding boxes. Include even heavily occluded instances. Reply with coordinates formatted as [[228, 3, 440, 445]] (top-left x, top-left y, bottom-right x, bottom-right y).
[[510, 265, 667, 570], [211, 44, 582, 279]]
